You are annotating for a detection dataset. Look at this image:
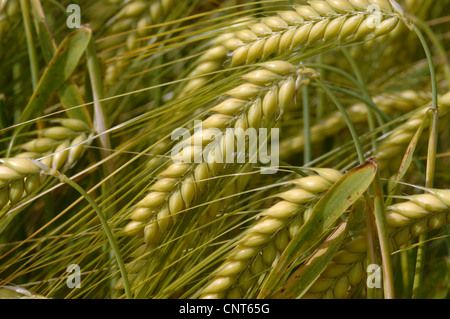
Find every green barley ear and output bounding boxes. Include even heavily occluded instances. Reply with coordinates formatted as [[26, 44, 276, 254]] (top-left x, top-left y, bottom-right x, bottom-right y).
[[182, 0, 404, 94], [199, 168, 343, 299], [120, 62, 319, 289], [122, 61, 318, 243]]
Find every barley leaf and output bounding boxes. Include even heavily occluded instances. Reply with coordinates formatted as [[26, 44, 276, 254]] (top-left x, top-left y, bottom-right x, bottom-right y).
[[273, 218, 349, 299], [258, 158, 377, 298], [30, 0, 91, 123], [385, 111, 429, 207], [17, 26, 92, 124]]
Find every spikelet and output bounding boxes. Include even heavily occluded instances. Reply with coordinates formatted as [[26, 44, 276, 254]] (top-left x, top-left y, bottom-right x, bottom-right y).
[[181, 0, 404, 95], [386, 191, 450, 244], [199, 168, 343, 299], [0, 119, 92, 210]]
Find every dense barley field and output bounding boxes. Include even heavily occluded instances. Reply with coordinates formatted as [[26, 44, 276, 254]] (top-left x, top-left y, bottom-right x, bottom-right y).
[[0, 0, 449, 300]]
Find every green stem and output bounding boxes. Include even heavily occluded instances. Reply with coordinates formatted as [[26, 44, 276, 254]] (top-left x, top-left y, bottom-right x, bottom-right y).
[[413, 18, 450, 90], [86, 38, 111, 152], [411, 25, 439, 299], [30, 0, 91, 123], [314, 79, 365, 164], [311, 83, 391, 122], [364, 193, 380, 299], [341, 47, 380, 145], [372, 172, 395, 299], [86, 38, 120, 296], [57, 173, 132, 299], [316, 54, 325, 119], [20, 0, 40, 90], [413, 26, 438, 111], [302, 84, 311, 164]]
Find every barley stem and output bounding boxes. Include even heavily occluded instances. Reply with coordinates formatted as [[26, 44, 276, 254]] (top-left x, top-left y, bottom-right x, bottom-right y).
[[411, 24, 439, 299], [302, 83, 311, 164], [316, 54, 325, 119], [278, 161, 308, 177], [314, 78, 364, 164], [413, 18, 450, 91], [59, 174, 132, 299], [20, 0, 39, 90], [341, 47, 380, 145], [306, 63, 391, 122], [372, 171, 395, 299]]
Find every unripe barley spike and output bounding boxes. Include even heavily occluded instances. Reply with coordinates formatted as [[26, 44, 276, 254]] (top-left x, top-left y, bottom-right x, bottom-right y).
[[122, 62, 318, 287], [199, 169, 343, 299], [182, 0, 404, 95]]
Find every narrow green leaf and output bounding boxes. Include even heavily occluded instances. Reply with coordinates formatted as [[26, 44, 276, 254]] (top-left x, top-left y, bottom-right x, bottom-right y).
[[17, 26, 92, 124], [30, 0, 91, 123], [57, 82, 91, 123], [258, 158, 377, 298], [7, 27, 92, 156], [385, 111, 429, 207], [34, 12, 56, 62], [274, 219, 349, 299]]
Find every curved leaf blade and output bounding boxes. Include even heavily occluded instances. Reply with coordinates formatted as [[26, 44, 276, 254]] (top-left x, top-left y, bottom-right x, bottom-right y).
[[258, 158, 377, 298], [17, 26, 92, 124], [274, 218, 349, 299]]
